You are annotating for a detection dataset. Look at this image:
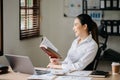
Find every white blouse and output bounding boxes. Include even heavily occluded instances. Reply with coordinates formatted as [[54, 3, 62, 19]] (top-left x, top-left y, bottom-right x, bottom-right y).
[[62, 34, 98, 71]]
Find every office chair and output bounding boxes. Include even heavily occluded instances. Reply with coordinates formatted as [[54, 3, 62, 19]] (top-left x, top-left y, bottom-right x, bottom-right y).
[[98, 24, 108, 51], [84, 46, 103, 70], [84, 24, 108, 70]]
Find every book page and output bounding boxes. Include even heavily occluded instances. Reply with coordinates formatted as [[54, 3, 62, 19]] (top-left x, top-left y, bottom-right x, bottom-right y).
[[40, 37, 58, 52]]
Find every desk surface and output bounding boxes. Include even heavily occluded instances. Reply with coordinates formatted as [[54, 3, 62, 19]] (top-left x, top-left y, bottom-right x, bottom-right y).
[[0, 67, 120, 80]]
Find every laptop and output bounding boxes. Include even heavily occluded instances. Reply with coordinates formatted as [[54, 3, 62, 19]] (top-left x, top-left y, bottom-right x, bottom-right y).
[[5, 54, 50, 75]]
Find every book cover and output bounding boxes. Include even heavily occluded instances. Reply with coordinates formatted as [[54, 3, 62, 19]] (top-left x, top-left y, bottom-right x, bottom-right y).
[[89, 70, 109, 78], [40, 37, 62, 59]]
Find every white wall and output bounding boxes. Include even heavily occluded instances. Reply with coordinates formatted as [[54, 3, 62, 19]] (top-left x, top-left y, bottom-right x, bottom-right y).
[[40, 0, 75, 57], [0, 0, 75, 67], [0, 0, 120, 68], [2, 0, 48, 67]]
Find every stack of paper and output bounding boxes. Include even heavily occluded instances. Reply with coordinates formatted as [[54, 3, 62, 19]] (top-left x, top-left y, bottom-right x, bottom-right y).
[[55, 76, 92, 80], [50, 69, 66, 76], [27, 74, 56, 80], [66, 71, 92, 77]]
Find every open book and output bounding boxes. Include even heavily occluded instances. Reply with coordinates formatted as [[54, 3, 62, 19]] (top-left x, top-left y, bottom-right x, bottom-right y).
[[39, 37, 62, 59]]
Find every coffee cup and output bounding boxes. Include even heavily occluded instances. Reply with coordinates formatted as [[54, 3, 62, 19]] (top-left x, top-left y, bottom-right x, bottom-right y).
[[111, 62, 120, 75]]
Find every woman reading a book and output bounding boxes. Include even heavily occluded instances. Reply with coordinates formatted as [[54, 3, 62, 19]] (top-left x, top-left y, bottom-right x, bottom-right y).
[[47, 14, 98, 71]]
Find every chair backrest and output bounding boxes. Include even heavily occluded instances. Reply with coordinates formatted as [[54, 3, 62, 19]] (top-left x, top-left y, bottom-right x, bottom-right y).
[[84, 24, 108, 70], [84, 46, 103, 70], [98, 24, 108, 50]]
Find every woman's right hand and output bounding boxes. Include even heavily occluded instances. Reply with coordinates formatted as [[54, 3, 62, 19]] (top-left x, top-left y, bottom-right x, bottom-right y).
[[49, 57, 60, 65]]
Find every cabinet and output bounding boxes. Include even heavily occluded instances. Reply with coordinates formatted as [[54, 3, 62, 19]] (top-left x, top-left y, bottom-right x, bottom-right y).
[[83, 0, 120, 36]]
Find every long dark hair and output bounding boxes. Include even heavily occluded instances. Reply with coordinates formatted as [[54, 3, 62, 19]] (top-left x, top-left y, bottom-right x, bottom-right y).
[[77, 14, 99, 45]]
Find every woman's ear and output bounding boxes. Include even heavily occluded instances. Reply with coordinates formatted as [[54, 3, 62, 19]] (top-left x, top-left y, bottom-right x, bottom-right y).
[[84, 24, 88, 30]]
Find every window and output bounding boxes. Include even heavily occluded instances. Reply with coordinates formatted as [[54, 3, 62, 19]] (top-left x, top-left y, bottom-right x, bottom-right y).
[[20, 0, 40, 40]]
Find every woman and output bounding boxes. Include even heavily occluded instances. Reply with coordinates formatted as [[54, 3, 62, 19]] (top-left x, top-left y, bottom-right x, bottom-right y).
[[47, 14, 98, 71]]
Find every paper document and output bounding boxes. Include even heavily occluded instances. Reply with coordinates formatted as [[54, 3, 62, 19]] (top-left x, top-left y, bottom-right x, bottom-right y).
[[50, 69, 92, 77], [50, 68, 67, 76], [56, 76, 92, 80], [67, 71, 92, 77], [27, 74, 56, 80]]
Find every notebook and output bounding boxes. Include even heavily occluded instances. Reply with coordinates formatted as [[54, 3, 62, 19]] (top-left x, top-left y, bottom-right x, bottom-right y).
[[89, 70, 109, 78], [5, 54, 50, 75]]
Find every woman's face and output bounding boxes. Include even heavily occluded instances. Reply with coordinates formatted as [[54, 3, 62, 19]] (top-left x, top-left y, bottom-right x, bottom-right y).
[[73, 18, 85, 37]]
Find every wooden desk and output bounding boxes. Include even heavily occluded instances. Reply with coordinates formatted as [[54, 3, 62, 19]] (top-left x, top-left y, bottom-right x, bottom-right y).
[[0, 68, 30, 80], [0, 71, 30, 80], [92, 74, 120, 80], [0, 68, 120, 80]]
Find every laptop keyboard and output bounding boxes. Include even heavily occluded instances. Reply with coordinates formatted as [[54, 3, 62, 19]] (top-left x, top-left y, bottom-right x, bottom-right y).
[[35, 69, 50, 75]]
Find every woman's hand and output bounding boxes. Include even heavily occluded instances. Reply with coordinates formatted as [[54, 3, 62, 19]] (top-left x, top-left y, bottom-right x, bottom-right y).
[[49, 57, 60, 65], [47, 63, 54, 68], [47, 63, 62, 69], [47, 57, 62, 69]]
